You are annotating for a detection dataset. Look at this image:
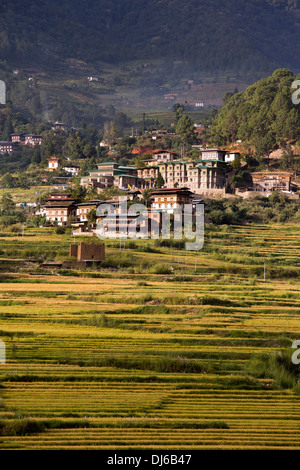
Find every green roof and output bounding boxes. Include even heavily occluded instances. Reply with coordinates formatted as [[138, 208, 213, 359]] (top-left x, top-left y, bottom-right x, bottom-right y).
[[89, 169, 115, 173], [97, 161, 119, 166], [116, 174, 139, 178]]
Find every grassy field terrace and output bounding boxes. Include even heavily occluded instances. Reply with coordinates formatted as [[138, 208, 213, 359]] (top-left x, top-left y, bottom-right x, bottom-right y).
[[0, 223, 300, 449]]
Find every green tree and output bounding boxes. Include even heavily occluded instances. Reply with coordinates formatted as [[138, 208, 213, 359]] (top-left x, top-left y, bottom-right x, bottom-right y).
[[156, 172, 164, 188], [175, 114, 195, 155], [254, 134, 276, 167], [103, 121, 117, 149], [87, 208, 97, 225], [63, 133, 83, 160], [134, 155, 146, 168], [141, 188, 153, 207], [1, 193, 16, 213], [1, 173, 15, 188], [66, 182, 87, 202]]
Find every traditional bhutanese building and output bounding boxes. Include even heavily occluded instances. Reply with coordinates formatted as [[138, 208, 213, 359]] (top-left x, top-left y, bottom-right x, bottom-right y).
[[76, 200, 103, 222], [48, 156, 60, 171], [24, 134, 42, 146], [80, 162, 146, 190], [157, 158, 227, 193], [43, 193, 77, 226], [150, 187, 194, 213], [251, 171, 292, 192], [0, 141, 17, 154]]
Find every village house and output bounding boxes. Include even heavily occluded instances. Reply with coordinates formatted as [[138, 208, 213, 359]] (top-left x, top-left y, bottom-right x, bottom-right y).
[[143, 150, 179, 166], [24, 134, 42, 146], [150, 187, 194, 213], [43, 193, 77, 226], [225, 152, 240, 163], [80, 162, 145, 191], [10, 133, 42, 146], [10, 133, 25, 143], [52, 122, 66, 131], [0, 141, 17, 154], [200, 148, 226, 161], [251, 171, 292, 192], [96, 208, 163, 239], [48, 156, 60, 171], [76, 200, 103, 223], [150, 130, 170, 141], [63, 164, 81, 176]]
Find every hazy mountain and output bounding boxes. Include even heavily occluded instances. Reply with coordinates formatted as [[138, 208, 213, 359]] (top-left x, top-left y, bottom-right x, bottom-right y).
[[0, 0, 299, 80]]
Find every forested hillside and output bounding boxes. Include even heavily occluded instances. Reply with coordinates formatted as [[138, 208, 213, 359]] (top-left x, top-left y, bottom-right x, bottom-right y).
[[0, 0, 299, 81], [209, 69, 300, 153]]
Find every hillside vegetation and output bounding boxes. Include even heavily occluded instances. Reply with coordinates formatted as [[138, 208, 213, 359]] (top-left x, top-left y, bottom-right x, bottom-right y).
[[209, 69, 300, 155], [0, 0, 299, 81]]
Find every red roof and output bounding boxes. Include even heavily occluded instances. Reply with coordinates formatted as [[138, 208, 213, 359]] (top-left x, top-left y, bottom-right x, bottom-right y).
[[132, 146, 154, 155]]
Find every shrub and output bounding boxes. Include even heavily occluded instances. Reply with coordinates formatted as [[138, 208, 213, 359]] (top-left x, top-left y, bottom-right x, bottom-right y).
[[246, 347, 300, 391], [0, 419, 45, 436], [56, 226, 66, 234], [150, 263, 172, 274], [58, 269, 80, 277]]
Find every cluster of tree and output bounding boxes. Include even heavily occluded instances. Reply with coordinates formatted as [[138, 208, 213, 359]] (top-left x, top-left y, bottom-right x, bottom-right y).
[[1, 172, 32, 189], [209, 69, 300, 158], [0, 193, 26, 227], [205, 191, 300, 225]]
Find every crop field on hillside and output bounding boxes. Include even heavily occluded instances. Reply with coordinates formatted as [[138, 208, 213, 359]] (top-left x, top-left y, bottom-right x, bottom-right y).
[[0, 224, 300, 449]]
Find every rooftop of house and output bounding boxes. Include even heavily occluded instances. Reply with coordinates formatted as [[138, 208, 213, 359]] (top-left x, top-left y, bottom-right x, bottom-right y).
[[25, 134, 42, 138], [96, 161, 119, 166], [252, 171, 292, 178], [152, 149, 178, 155], [151, 187, 194, 195], [76, 200, 104, 206], [201, 148, 226, 152], [115, 174, 140, 178], [44, 200, 77, 208]]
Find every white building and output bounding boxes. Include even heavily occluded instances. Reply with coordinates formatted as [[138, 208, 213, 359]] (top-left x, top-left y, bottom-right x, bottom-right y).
[[48, 157, 60, 171], [63, 165, 81, 176], [201, 148, 226, 161], [225, 152, 240, 163]]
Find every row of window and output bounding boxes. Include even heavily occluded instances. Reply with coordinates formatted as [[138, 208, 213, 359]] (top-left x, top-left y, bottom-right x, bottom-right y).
[[48, 216, 68, 221], [47, 210, 68, 215]]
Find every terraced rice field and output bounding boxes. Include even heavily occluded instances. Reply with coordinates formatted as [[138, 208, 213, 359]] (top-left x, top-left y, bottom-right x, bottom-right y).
[[0, 223, 300, 449]]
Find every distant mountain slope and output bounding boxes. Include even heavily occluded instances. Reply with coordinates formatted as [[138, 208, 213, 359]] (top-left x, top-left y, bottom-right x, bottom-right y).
[[0, 0, 299, 80]]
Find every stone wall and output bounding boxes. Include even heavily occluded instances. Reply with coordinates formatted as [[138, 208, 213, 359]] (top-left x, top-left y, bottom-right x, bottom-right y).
[[235, 190, 299, 200], [193, 188, 226, 198], [70, 242, 105, 261]]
